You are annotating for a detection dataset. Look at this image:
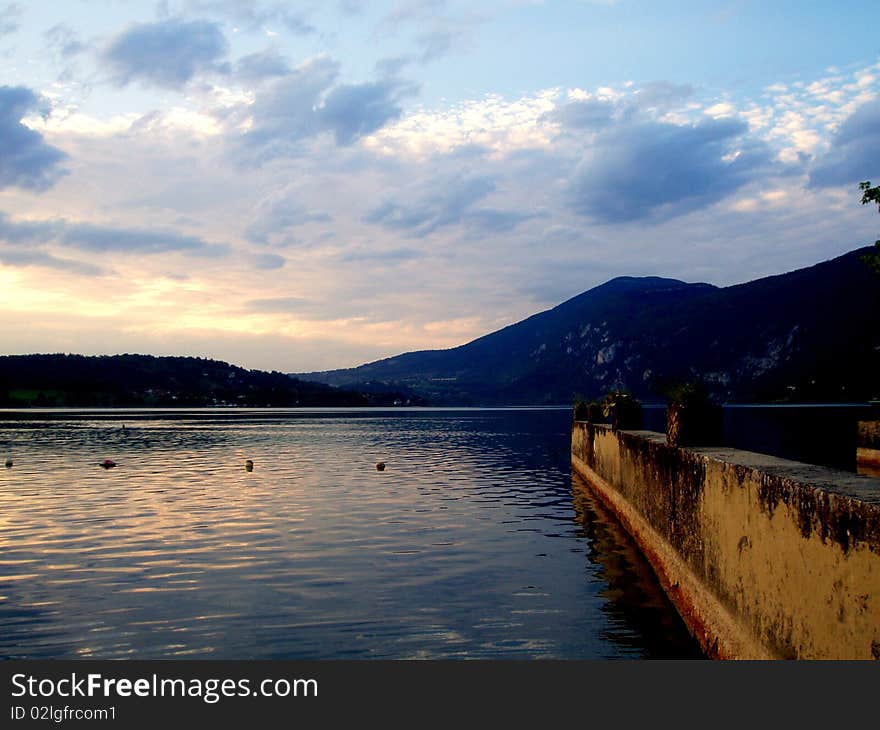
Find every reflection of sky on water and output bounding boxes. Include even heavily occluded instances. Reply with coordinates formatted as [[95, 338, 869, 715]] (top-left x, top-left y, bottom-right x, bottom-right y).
[[0, 409, 698, 659]]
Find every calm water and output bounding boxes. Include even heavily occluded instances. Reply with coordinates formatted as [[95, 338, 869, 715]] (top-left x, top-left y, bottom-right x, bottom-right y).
[[0, 408, 701, 660]]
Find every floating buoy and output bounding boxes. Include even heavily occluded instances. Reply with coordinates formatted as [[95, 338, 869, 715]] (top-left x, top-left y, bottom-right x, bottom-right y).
[[100, 459, 117, 469], [245, 459, 254, 472], [376, 461, 386, 471], [4, 458, 11, 468]]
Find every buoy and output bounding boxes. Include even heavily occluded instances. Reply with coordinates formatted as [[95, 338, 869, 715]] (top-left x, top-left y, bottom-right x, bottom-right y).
[[100, 459, 117, 469], [245, 459, 254, 472], [376, 461, 386, 471], [4, 458, 11, 468]]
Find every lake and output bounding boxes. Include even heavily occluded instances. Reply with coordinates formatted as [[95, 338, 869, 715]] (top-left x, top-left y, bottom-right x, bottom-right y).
[[1, 403, 872, 660], [0, 407, 701, 660]]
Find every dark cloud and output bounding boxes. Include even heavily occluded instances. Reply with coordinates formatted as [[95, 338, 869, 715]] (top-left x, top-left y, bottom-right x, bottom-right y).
[[0, 211, 57, 242], [365, 174, 540, 236], [186, 1, 315, 35], [0, 2, 20, 38], [103, 18, 229, 88], [0, 247, 104, 276], [318, 79, 413, 146], [62, 222, 227, 255], [234, 48, 290, 83], [550, 82, 694, 132], [0, 86, 68, 191], [238, 58, 416, 155], [0, 211, 227, 258], [568, 117, 774, 222], [239, 56, 339, 153], [808, 99, 880, 188]]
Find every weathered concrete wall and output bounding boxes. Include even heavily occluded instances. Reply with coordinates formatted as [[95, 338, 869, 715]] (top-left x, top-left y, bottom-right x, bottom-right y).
[[572, 421, 880, 659], [858, 421, 880, 477]]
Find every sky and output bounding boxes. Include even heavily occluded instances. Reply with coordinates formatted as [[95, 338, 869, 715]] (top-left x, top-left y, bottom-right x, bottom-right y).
[[0, 0, 878, 373]]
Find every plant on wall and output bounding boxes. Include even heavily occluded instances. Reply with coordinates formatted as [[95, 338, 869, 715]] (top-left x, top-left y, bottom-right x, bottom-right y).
[[665, 381, 723, 448], [601, 390, 643, 431]]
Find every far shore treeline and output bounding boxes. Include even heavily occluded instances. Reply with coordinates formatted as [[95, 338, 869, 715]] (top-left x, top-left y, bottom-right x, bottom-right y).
[[2, 247, 878, 409], [0, 354, 422, 408]]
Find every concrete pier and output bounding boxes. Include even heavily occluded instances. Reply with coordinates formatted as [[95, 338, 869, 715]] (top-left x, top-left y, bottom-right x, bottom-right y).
[[571, 421, 880, 659], [858, 421, 880, 478]]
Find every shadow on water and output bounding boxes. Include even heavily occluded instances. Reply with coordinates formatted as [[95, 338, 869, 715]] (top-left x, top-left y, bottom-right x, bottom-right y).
[[570, 472, 704, 659]]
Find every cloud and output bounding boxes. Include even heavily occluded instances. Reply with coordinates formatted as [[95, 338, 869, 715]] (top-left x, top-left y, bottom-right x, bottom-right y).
[[246, 188, 331, 244], [252, 252, 286, 269], [237, 56, 416, 155], [0, 86, 68, 191], [632, 81, 695, 110], [549, 98, 616, 130], [364, 174, 539, 235], [568, 117, 775, 222], [0, 2, 20, 38], [238, 55, 339, 153], [376, 0, 482, 64], [319, 79, 414, 145], [337, 0, 365, 15], [45, 23, 86, 58], [337, 246, 423, 263], [185, 1, 315, 35], [549, 82, 694, 132], [60, 223, 228, 256], [244, 296, 310, 313], [234, 48, 290, 83], [0, 211, 228, 257], [0, 211, 57, 242], [103, 18, 229, 88], [0, 247, 104, 276], [808, 99, 880, 188]]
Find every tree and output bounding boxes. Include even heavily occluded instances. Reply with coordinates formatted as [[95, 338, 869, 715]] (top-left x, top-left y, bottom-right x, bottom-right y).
[[860, 181, 880, 274]]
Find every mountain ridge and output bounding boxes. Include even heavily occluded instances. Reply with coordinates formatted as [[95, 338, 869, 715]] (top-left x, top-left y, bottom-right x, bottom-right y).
[[297, 247, 880, 405]]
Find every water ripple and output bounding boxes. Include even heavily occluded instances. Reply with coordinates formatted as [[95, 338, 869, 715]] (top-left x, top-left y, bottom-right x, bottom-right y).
[[0, 409, 700, 659]]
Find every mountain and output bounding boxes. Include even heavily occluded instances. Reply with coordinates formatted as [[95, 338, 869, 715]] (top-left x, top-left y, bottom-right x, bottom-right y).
[[0, 354, 374, 408], [298, 247, 880, 405]]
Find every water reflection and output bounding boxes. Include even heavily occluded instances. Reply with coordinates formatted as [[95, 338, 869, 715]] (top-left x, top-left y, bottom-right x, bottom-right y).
[[0, 409, 698, 659]]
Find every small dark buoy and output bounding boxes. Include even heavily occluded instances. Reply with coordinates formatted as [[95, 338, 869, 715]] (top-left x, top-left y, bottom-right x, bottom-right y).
[[4, 458, 12, 468], [100, 459, 117, 469], [245, 459, 254, 472], [376, 461, 386, 471]]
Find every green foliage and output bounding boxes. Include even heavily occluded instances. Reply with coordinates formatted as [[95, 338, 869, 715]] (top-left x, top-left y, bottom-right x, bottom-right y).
[[0, 354, 372, 408], [665, 380, 723, 447], [664, 380, 714, 408], [859, 181, 880, 274], [600, 390, 643, 430], [573, 398, 603, 422], [861, 180, 880, 212]]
